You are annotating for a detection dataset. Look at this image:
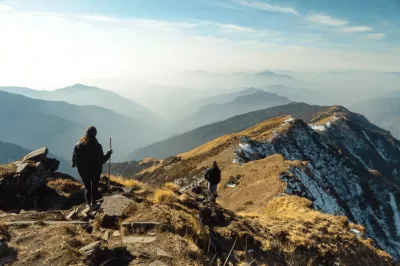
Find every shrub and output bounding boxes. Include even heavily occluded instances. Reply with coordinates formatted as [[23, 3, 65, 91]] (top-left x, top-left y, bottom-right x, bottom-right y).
[[163, 182, 180, 193], [109, 175, 143, 190], [153, 189, 179, 204]]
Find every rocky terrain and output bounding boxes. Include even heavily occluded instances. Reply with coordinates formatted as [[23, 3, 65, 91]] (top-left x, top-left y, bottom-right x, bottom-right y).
[[0, 146, 395, 265]]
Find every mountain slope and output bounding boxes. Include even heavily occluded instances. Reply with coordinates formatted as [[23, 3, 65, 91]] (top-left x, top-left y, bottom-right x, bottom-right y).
[[179, 87, 263, 118], [0, 84, 166, 127], [175, 91, 290, 133], [0, 90, 161, 161], [133, 106, 400, 260], [0, 141, 30, 163], [351, 93, 400, 140], [264, 85, 333, 105], [129, 103, 327, 161], [0, 140, 78, 178]]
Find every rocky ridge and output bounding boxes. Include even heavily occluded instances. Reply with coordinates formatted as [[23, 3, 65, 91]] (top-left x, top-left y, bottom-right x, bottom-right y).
[[132, 106, 400, 261]]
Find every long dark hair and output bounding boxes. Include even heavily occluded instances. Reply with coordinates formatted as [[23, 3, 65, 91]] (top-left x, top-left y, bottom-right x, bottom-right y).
[[79, 136, 97, 145]]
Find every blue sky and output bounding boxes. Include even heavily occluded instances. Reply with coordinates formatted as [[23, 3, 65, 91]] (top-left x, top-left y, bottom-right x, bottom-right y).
[[2, 0, 399, 48], [0, 0, 399, 88]]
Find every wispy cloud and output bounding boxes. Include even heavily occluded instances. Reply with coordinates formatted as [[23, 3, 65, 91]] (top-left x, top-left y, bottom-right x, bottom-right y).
[[342, 26, 372, 33], [364, 33, 385, 40], [218, 23, 257, 33], [215, 2, 241, 10], [132, 19, 201, 30], [0, 4, 13, 12], [80, 15, 121, 22], [306, 14, 348, 26], [234, 0, 299, 16]]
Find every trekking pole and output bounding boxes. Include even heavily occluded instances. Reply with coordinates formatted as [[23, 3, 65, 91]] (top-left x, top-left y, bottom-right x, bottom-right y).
[[108, 137, 112, 194]]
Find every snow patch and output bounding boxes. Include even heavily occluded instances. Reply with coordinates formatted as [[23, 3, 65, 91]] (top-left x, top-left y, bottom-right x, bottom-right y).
[[351, 229, 361, 237], [362, 130, 389, 163], [389, 193, 400, 236]]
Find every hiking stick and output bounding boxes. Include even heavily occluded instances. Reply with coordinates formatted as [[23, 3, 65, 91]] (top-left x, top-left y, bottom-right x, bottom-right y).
[[223, 237, 237, 266], [108, 137, 112, 193]]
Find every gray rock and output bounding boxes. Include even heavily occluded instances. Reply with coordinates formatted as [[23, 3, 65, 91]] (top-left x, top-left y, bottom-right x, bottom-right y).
[[16, 163, 30, 175], [112, 230, 121, 237], [149, 260, 167, 266], [79, 241, 101, 256], [23, 147, 48, 162], [99, 195, 134, 228], [156, 248, 172, 258], [122, 236, 157, 244], [101, 195, 134, 217], [66, 208, 78, 220]]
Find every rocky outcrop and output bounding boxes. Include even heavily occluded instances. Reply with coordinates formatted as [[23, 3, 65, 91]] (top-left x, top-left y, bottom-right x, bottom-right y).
[[0, 147, 60, 209]]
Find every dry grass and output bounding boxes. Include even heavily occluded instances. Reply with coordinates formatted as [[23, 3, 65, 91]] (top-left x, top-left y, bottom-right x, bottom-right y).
[[6, 224, 94, 265], [163, 182, 180, 193], [152, 189, 179, 205], [46, 178, 83, 194], [109, 174, 145, 191], [0, 163, 17, 178]]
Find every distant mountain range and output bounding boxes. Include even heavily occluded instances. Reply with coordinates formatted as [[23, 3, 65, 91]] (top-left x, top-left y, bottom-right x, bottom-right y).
[[174, 90, 290, 133], [130, 102, 328, 160], [0, 90, 161, 162], [352, 92, 400, 140], [263, 85, 332, 105], [0, 84, 166, 127], [179, 70, 298, 89]]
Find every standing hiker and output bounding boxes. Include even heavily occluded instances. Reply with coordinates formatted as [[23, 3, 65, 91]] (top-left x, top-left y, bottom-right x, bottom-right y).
[[204, 161, 221, 203], [71, 126, 113, 209]]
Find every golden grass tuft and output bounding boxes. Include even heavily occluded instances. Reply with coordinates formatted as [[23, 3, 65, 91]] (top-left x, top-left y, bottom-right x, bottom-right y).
[[46, 178, 83, 194], [153, 189, 179, 205], [109, 174, 144, 190], [163, 182, 180, 193]]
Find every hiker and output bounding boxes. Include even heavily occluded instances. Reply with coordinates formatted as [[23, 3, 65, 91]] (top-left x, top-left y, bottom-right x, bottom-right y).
[[71, 126, 113, 209], [204, 161, 221, 203]]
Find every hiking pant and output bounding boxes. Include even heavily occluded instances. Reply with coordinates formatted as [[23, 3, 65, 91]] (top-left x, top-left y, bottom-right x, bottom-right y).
[[81, 174, 100, 206], [208, 183, 218, 195]]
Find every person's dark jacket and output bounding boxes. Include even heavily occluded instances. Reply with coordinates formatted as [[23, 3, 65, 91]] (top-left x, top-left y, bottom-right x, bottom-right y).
[[72, 137, 111, 178], [204, 166, 221, 185]]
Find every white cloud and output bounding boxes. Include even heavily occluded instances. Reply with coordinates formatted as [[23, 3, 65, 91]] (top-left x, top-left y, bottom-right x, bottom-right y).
[[215, 2, 241, 10], [217, 23, 257, 33], [307, 14, 348, 26], [234, 0, 299, 16], [131, 19, 200, 30], [364, 33, 385, 40], [342, 26, 372, 32], [0, 4, 13, 12], [80, 15, 120, 22]]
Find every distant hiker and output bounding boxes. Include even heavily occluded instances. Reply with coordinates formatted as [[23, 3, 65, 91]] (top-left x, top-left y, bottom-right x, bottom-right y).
[[204, 161, 221, 203], [71, 126, 113, 209]]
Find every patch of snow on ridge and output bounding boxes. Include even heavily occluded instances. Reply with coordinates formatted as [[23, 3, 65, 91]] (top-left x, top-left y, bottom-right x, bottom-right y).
[[362, 130, 389, 163], [389, 193, 400, 236], [309, 124, 327, 132], [309, 115, 339, 132], [283, 116, 294, 125]]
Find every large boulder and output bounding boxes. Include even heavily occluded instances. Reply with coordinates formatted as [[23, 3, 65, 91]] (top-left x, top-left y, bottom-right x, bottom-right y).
[[23, 147, 48, 162], [99, 194, 134, 228], [0, 147, 61, 209]]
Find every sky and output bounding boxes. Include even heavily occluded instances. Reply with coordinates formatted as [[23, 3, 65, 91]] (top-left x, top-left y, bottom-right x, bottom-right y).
[[0, 0, 400, 89]]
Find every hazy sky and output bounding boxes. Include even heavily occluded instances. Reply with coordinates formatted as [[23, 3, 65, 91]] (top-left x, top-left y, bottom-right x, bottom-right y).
[[0, 0, 399, 89]]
